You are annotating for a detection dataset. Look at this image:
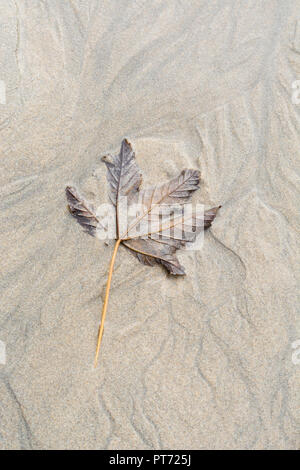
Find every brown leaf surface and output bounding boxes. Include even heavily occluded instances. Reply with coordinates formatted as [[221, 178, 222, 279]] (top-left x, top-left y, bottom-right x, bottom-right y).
[[67, 139, 221, 275], [65, 186, 100, 236], [88, 138, 219, 275]]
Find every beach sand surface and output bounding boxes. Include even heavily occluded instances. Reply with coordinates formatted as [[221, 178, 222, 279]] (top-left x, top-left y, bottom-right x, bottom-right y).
[[0, 0, 299, 449]]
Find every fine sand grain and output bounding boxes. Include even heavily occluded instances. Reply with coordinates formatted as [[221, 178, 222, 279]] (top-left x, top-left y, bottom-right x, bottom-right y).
[[0, 0, 299, 449]]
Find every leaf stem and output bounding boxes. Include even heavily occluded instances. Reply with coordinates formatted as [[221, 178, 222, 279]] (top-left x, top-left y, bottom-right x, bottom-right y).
[[94, 238, 121, 367]]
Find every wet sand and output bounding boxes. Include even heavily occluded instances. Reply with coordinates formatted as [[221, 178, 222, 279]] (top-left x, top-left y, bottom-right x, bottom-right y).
[[0, 1, 299, 449]]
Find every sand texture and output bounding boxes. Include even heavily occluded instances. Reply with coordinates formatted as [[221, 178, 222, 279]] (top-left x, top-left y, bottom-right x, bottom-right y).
[[0, 0, 299, 449]]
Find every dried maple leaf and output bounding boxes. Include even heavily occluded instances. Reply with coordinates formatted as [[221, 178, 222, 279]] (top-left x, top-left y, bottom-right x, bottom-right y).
[[66, 139, 221, 366]]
